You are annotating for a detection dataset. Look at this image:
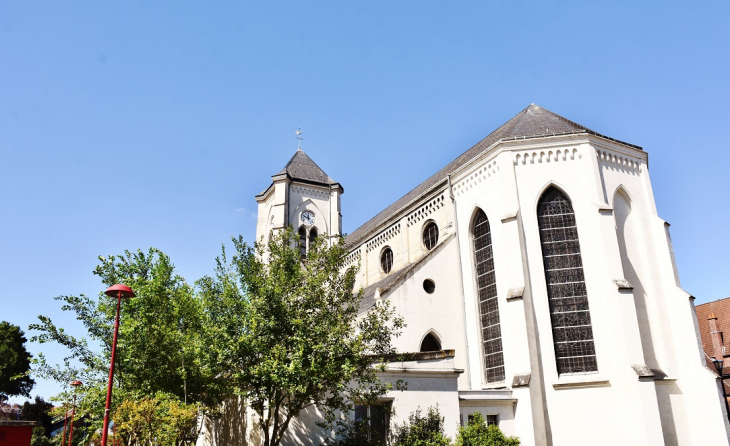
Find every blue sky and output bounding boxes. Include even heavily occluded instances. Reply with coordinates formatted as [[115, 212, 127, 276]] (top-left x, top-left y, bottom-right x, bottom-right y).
[[2, 1, 729, 402]]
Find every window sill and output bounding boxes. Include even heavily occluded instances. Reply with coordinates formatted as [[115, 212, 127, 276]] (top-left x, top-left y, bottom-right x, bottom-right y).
[[552, 376, 609, 390]]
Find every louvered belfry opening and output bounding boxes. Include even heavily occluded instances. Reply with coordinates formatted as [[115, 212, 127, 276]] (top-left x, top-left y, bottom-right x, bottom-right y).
[[472, 209, 505, 383], [298, 226, 308, 258], [537, 187, 598, 374]]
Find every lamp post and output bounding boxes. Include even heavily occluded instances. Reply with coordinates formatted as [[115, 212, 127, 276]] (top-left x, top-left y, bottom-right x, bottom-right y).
[[101, 284, 135, 446], [67, 380, 82, 446], [712, 358, 730, 422], [61, 402, 69, 446]]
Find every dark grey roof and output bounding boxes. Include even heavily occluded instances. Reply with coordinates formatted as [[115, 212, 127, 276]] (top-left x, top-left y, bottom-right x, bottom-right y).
[[345, 104, 640, 248], [276, 149, 337, 186]]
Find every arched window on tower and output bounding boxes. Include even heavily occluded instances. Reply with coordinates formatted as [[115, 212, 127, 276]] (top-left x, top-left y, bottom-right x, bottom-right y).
[[298, 226, 307, 258], [420, 332, 441, 352], [309, 227, 318, 252], [537, 187, 598, 374], [472, 209, 505, 383]]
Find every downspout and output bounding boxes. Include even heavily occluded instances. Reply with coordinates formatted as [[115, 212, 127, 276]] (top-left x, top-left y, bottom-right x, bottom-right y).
[[447, 174, 473, 387]]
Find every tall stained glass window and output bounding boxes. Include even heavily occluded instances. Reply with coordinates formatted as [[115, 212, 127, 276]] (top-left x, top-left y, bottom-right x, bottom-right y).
[[537, 188, 598, 374], [472, 209, 505, 383]]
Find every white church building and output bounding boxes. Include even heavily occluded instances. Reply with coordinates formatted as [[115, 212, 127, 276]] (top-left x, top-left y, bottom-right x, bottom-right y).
[[210, 104, 730, 445]]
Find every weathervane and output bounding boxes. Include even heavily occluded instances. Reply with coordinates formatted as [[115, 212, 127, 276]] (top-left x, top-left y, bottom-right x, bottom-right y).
[[296, 128, 303, 151]]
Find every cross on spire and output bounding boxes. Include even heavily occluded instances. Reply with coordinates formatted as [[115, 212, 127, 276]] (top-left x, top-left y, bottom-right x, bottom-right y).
[[296, 128, 303, 151]]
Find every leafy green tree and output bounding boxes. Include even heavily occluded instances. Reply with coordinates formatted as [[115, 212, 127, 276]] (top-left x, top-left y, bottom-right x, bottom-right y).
[[113, 392, 198, 446], [30, 426, 54, 446], [0, 321, 35, 400], [29, 248, 220, 437], [392, 406, 451, 446], [199, 229, 404, 446], [21, 396, 54, 437], [455, 413, 519, 446]]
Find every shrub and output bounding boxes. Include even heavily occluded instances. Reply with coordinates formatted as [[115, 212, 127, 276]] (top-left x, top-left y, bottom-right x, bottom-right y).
[[455, 413, 519, 446], [392, 406, 450, 446]]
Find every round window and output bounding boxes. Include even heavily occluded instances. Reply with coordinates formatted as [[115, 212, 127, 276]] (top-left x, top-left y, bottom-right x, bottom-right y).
[[423, 222, 439, 250], [381, 247, 393, 273], [423, 279, 435, 294]]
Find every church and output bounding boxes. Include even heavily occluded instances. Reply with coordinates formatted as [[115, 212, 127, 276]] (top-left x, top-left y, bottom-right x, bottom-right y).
[[213, 104, 730, 445]]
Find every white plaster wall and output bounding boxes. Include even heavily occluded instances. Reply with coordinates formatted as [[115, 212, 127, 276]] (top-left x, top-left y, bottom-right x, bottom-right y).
[[379, 366, 462, 440], [507, 139, 670, 444], [288, 184, 339, 237], [383, 236, 469, 388], [357, 193, 453, 290], [458, 404, 516, 437], [247, 132, 730, 446]]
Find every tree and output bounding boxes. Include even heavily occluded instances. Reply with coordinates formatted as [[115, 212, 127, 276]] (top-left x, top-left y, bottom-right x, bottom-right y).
[[199, 229, 404, 446], [30, 426, 54, 446], [392, 406, 451, 446], [113, 393, 198, 446], [21, 396, 54, 437], [455, 413, 519, 446], [29, 248, 220, 438], [0, 321, 35, 400]]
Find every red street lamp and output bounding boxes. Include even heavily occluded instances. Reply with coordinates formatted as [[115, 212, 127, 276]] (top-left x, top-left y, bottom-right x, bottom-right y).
[[101, 284, 135, 446], [67, 380, 82, 446], [61, 403, 69, 446]]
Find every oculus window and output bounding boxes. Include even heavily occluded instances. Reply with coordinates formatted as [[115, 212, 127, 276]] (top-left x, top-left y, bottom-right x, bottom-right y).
[[423, 279, 435, 294]]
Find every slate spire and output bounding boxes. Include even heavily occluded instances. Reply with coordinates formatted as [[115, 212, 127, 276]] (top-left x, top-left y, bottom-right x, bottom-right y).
[[274, 149, 337, 186]]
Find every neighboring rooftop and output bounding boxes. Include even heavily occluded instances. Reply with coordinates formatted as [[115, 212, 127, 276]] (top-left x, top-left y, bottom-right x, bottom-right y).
[[345, 103, 641, 248], [695, 297, 730, 358]]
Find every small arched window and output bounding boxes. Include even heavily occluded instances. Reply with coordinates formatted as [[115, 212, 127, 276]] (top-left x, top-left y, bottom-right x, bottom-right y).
[[537, 187, 597, 374], [381, 247, 393, 274], [420, 333, 441, 352], [309, 227, 318, 251], [472, 209, 504, 383], [298, 226, 308, 258], [423, 222, 439, 250]]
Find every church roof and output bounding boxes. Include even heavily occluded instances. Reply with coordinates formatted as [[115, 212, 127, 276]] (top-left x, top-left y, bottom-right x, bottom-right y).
[[345, 103, 640, 248], [275, 149, 338, 186]]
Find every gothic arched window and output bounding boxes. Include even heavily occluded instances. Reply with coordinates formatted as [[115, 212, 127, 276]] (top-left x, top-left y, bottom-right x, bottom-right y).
[[472, 209, 505, 383], [309, 227, 318, 251], [298, 226, 308, 258], [537, 187, 598, 374], [420, 332, 441, 352]]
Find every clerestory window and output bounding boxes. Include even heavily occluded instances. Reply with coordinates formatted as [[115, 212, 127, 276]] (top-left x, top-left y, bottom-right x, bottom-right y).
[[537, 187, 598, 374], [422, 221, 439, 250], [380, 247, 393, 274]]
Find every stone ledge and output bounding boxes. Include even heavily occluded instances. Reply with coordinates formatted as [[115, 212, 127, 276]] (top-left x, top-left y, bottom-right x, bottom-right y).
[[512, 373, 531, 387], [506, 287, 524, 301]]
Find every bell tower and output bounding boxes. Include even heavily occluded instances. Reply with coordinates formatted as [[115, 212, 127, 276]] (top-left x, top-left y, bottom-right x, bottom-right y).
[[255, 147, 343, 246]]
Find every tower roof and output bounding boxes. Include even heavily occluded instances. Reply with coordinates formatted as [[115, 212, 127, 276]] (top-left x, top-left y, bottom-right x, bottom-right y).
[[345, 103, 640, 248], [275, 149, 338, 186]]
